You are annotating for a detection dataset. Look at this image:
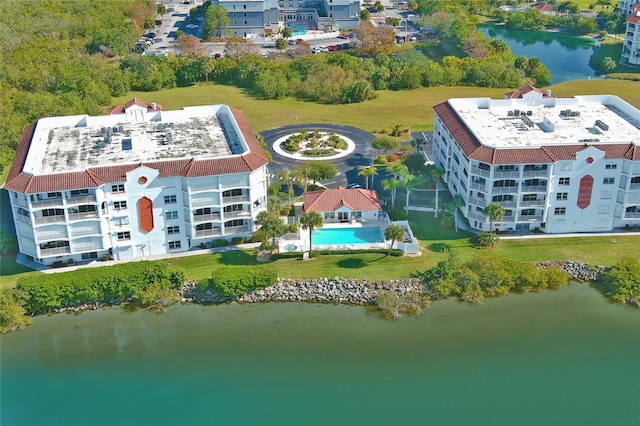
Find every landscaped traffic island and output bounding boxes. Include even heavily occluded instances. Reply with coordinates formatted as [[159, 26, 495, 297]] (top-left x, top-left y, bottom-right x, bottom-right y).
[[272, 129, 355, 160]]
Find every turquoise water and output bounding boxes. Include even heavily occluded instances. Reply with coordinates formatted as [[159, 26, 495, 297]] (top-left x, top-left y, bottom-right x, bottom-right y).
[[1, 283, 638, 425], [287, 23, 306, 36], [478, 24, 600, 84], [312, 226, 385, 245]]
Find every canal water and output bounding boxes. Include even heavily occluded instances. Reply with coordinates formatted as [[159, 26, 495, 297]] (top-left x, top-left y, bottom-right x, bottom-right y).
[[1, 282, 638, 425], [479, 25, 601, 84]]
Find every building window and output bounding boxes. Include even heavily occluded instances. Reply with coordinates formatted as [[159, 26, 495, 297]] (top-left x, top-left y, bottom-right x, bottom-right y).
[[224, 204, 244, 213], [165, 211, 178, 220], [497, 165, 517, 172], [117, 231, 131, 240], [81, 252, 98, 260], [554, 207, 566, 215], [112, 184, 125, 193], [164, 195, 177, 204], [324, 212, 335, 220], [522, 194, 537, 201], [558, 177, 570, 185], [521, 209, 536, 216], [114, 201, 127, 210], [225, 219, 245, 228], [492, 194, 513, 202], [603, 177, 615, 185], [47, 192, 62, 198], [605, 164, 617, 170], [493, 180, 517, 187], [243, 4, 246, 8], [167, 226, 180, 235], [168, 241, 182, 250], [478, 162, 490, 171], [70, 189, 89, 197], [556, 192, 568, 201], [223, 189, 243, 197]]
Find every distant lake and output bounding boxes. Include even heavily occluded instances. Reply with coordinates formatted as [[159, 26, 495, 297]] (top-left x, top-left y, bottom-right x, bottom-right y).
[[1, 282, 639, 425], [479, 24, 602, 84]]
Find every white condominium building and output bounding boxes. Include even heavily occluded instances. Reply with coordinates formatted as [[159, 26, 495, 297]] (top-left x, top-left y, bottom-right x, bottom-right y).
[[621, 3, 640, 66], [432, 86, 640, 233], [3, 102, 269, 266]]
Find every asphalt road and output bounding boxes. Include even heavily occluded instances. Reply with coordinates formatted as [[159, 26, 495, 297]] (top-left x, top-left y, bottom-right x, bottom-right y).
[[260, 123, 375, 189]]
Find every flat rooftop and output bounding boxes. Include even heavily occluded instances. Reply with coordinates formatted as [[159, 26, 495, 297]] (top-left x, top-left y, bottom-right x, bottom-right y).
[[24, 105, 247, 175], [449, 95, 640, 149]]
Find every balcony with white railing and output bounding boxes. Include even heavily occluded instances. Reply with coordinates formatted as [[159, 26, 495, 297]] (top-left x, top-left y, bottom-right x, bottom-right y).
[[470, 167, 490, 178], [193, 213, 221, 223], [224, 210, 251, 219], [625, 211, 640, 218], [491, 186, 519, 195], [31, 198, 64, 209], [496, 201, 517, 208], [70, 227, 102, 237], [35, 229, 68, 240], [519, 199, 546, 207], [34, 215, 66, 225], [15, 214, 31, 225], [470, 182, 486, 192], [522, 169, 549, 178], [66, 195, 97, 205], [222, 195, 250, 204], [72, 241, 103, 251], [466, 211, 486, 221], [67, 212, 99, 222], [520, 185, 548, 193], [520, 215, 543, 222], [493, 170, 520, 179], [40, 246, 71, 257], [223, 225, 249, 235], [467, 196, 487, 207], [629, 183, 640, 191], [194, 228, 222, 238]]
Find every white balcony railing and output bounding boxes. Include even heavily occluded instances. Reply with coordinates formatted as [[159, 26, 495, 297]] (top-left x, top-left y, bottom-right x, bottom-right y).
[[73, 241, 103, 251], [470, 167, 490, 178], [34, 215, 66, 225], [195, 228, 222, 238], [520, 185, 548, 193], [224, 210, 251, 219], [519, 199, 546, 207], [522, 169, 549, 178], [625, 212, 640, 218], [467, 196, 486, 207], [222, 195, 250, 204], [66, 195, 97, 205], [520, 215, 543, 222], [67, 212, 99, 221], [493, 170, 520, 179], [470, 182, 486, 192], [224, 225, 249, 235], [629, 183, 640, 191], [32, 198, 64, 209], [15, 215, 31, 225], [491, 186, 518, 194], [40, 246, 71, 256], [193, 213, 221, 223]]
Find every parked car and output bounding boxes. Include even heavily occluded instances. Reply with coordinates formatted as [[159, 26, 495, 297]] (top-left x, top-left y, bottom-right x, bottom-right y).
[[154, 38, 163, 43], [346, 183, 362, 189], [186, 24, 198, 29], [337, 34, 349, 39], [145, 32, 156, 39], [327, 45, 337, 51]]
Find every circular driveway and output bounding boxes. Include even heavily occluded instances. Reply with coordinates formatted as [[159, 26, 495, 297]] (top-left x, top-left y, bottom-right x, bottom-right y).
[[260, 123, 375, 189]]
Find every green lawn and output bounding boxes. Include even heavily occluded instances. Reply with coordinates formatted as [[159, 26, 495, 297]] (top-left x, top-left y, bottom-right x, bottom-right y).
[[0, 255, 38, 290]]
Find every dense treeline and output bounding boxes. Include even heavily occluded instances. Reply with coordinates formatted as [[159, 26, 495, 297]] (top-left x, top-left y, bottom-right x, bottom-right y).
[[0, 261, 185, 332]]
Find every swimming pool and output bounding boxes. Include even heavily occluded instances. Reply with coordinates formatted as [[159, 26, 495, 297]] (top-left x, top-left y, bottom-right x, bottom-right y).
[[312, 227, 385, 246], [287, 23, 306, 35]]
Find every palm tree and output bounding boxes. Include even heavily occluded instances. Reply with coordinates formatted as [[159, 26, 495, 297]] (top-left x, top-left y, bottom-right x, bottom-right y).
[[452, 194, 466, 233], [401, 173, 416, 212], [382, 178, 402, 208], [299, 211, 323, 256], [255, 211, 288, 253], [390, 123, 403, 144], [483, 202, 506, 233], [276, 169, 294, 205], [430, 167, 445, 218], [384, 224, 405, 255], [357, 165, 378, 189], [410, 138, 425, 152]]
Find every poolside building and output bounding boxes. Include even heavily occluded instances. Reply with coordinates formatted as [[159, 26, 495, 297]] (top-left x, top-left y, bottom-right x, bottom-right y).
[[210, 0, 360, 37], [3, 102, 269, 266], [621, 3, 640, 67], [303, 188, 383, 222], [432, 86, 640, 233]]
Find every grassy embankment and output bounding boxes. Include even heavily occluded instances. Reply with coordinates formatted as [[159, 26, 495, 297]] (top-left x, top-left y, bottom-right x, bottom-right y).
[[1, 81, 639, 289]]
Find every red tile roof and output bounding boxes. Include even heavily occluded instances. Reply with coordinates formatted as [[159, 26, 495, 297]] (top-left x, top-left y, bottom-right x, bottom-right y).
[[433, 100, 640, 164], [628, 4, 640, 24], [505, 84, 555, 99], [303, 188, 382, 213], [3, 108, 269, 194], [109, 98, 162, 114], [531, 2, 553, 13]]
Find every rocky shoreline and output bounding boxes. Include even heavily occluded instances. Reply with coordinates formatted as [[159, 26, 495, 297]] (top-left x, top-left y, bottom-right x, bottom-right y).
[[49, 261, 604, 314]]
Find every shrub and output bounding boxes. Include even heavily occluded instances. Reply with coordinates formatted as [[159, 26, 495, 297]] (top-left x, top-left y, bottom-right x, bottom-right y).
[[231, 237, 244, 245], [476, 231, 498, 248], [209, 265, 277, 297], [0, 289, 31, 332], [440, 215, 454, 230], [211, 239, 227, 247], [374, 155, 388, 164]]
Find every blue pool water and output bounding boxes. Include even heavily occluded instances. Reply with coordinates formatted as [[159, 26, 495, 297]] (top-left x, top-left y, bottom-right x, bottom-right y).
[[287, 23, 306, 35], [312, 227, 385, 245]]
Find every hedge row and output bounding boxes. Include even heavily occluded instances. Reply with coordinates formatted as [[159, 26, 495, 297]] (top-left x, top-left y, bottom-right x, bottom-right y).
[[270, 249, 403, 261], [208, 265, 277, 297], [15, 262, 185, 313]]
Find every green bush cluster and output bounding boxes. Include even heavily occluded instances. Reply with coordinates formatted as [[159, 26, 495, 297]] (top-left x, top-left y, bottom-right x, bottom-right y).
[[303, 148, 336, 157], [599, 257, 640, 307], [421, 251, 569, 303], [13, 262, 185, 313], [208, 265, 277, 297], [270, 248, 403, 261]]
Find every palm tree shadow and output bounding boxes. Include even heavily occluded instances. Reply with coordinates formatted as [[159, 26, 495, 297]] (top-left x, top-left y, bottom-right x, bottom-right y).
[[366, 254, 388, 263], [336, 258, 367, 268], [428, 242, 451, 252]]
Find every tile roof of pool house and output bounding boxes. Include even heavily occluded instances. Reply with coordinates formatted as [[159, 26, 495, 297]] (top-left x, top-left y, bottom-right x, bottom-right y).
[[303, 188, 382, 213]]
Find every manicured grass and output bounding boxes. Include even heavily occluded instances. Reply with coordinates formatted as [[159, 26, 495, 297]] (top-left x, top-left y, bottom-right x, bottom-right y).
[[112, 81, 640, 136], [0, 255, 38, 290]]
